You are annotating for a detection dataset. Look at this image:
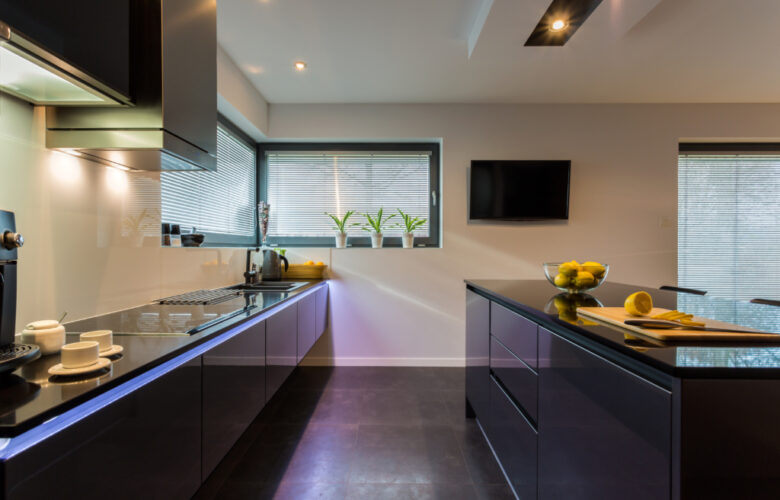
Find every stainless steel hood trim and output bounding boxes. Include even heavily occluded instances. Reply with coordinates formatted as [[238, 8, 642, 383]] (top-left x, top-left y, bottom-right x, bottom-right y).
[[47, 129, 216, 172], [0, 20, 132, 106]]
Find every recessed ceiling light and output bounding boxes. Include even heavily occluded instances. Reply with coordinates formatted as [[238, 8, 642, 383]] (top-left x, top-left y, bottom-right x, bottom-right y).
[[294, 61, 307, 71], [550, 19, 567, 31]]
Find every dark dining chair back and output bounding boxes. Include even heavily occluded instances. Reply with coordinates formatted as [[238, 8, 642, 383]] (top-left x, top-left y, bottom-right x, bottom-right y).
[[750, 298, 780, 307], [659, 285, 707, 296]]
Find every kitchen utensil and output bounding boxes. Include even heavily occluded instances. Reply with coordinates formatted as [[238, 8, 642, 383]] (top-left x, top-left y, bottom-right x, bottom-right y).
[[20, 322, 65, 355], [623, 319, 765, 334], [577, 307, 780, 342], [261, 249, 289, 281], [80, 330, 123, 357], [48, 357, 111, 377]]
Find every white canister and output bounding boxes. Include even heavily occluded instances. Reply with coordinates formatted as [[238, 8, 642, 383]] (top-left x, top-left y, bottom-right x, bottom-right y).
[[370, 232, 383, 249], [402, 232, 415, 249], [21, 321, 66, 356], [335, 232, 347, 249]]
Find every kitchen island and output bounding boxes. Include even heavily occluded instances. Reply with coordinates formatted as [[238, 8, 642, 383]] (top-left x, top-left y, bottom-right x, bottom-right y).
[[466, 279, 780, 500], [0, 280, 328, 499]]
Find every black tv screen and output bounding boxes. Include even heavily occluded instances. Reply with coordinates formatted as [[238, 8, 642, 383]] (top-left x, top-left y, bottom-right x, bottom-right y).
[[469, 160, 570, 220]]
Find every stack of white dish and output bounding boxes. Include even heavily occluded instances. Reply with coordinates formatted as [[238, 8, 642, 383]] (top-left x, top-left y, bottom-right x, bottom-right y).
[[48, 330, 122, 376]]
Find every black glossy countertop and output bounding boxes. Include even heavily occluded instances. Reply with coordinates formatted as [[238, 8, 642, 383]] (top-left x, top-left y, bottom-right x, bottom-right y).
[[0, 280, 327, 438], [466, 279, 780, 379]]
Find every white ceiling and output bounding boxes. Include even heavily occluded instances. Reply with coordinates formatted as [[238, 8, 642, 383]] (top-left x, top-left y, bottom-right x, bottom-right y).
[[217, 0, 780, 103]]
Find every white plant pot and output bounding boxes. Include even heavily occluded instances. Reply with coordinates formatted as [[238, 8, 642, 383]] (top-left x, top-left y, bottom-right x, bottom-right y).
[[370, 232, 383, 248], [335, 232, 347, 248], [402, 232, 414, 249]]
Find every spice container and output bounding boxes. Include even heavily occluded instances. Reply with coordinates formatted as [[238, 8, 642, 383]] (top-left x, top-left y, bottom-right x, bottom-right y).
[[161, 223, 171, 246], [170, 224, 182, 247]]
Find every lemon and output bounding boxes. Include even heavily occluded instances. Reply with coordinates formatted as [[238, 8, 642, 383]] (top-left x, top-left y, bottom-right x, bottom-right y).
[[316, 261, 324, 266], [553, 273, 570, 287], [624, 291, 653, 316], [304, 260, 314, 265], [582, 261, 606, 278], [573, 271, 595, 288], [558, 262, 578, 277]]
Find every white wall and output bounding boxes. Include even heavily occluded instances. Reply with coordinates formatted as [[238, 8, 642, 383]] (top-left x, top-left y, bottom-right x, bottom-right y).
[[217, 45, 269, 139], [268, 103, 780, 366], [0, 94, 246, 330]]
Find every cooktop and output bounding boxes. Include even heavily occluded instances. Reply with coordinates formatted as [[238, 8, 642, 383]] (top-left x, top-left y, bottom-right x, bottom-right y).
[[64, 293, 275, 336]]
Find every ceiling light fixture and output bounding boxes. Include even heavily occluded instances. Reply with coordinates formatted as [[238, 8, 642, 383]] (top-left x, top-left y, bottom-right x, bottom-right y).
[[294, 61, 307, 71], [550, 19, 567, 31], [525, 0, 603, 46]]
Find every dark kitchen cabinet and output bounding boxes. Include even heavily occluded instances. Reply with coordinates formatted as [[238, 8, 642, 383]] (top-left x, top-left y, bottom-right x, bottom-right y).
[[490, 336, 538, 424], [490, 376, 538, 500], [538, 326, 671, 500], [315, 285, 328, 340], [3, 358, 201, 500], [466, 289, 490, 421], [266, 302, 298, 401], [202, 320, 266, 480], [491, 302, 538, 371], [0, 0, 131, 98], [297, 293, 316, 362]]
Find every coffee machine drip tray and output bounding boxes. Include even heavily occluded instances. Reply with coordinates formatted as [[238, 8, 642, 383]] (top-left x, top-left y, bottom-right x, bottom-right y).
[[0, 344, 40, 375]]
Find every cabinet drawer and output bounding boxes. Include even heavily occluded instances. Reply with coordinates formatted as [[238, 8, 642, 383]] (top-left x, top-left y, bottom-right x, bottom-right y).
[[491, 302, 538, 370], [489, 376, 538, 500], [491, 336, 538, 424]]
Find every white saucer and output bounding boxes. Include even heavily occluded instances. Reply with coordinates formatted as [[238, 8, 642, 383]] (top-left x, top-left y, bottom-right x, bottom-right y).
[[99, 345, 123, 357], [48, 357, 111, 376]]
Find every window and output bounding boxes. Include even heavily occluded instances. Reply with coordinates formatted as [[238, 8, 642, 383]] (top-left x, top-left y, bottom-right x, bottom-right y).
[[678, 151, 780, 300], [259, 143, 440, 247], [161, 123, 257, 246]]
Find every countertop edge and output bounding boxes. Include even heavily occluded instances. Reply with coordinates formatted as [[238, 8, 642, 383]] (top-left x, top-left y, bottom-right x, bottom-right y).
[[0, 281, 328, 439]]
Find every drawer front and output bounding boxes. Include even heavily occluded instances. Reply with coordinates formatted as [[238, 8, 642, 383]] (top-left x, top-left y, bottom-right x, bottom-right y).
[[466, 289, 491, 421], [491, 336, 538, 424], [489, 376, 538, 500], [491, 302, 538, 370]]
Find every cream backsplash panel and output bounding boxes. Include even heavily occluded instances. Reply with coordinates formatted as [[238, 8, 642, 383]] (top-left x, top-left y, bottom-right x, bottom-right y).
[[0, 94, 245, 331]]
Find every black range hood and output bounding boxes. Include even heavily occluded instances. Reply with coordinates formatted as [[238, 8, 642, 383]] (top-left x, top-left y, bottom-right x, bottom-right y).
[[45, 0, 217, 172]]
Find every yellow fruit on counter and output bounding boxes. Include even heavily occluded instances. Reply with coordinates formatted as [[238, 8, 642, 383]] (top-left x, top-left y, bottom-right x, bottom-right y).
[[304, 260, 314, 265], [316, 261, 324, 266], [573, 271, 595, 288], [553, 273, 570, 287], [558, 262, 579, 277], [624, 291, 653, 316]]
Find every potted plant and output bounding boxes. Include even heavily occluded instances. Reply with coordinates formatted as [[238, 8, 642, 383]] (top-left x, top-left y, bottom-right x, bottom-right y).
[[361, 208, 396, 248], [325, 210, 355, 248], [397, 209, 426, 249]]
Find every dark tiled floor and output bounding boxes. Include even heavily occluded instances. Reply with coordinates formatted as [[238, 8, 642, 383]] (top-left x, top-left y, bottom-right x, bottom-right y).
[[195, 367, 514, 500]]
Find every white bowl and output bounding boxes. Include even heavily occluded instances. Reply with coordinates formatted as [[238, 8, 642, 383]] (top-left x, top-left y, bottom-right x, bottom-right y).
[[61, 341, 100, 369], [80, 330, 113, 353], [20, 324, 66, 356]]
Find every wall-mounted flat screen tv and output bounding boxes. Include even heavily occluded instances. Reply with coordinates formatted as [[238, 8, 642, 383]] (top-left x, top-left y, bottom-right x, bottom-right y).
[[469, 160, 570, 220]]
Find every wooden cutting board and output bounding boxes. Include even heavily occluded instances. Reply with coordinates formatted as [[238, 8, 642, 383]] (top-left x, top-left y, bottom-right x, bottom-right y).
[[577, 307, 780, 342]]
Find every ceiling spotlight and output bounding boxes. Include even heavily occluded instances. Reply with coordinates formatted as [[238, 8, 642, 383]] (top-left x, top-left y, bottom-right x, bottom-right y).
[[294, 61, 307, 71], [550, 19, 567, 31]]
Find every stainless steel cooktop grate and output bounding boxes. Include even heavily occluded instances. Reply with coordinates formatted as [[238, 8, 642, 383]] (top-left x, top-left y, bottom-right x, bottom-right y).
[[157, 289, 240, 306]]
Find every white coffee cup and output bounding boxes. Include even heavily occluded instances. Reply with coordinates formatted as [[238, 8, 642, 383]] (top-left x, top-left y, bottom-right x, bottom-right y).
[[80, 330, 113, 353], [61, 341, 100, 369]]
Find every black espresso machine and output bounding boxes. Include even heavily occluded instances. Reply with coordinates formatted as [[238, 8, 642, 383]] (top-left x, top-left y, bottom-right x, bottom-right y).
[[0, 210, 39, 374]]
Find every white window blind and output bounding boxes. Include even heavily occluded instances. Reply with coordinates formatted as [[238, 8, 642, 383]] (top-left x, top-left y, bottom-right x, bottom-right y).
[[161, 125, 256, 239], [265, 151, 431, 238], [678, 155, 780, 300]]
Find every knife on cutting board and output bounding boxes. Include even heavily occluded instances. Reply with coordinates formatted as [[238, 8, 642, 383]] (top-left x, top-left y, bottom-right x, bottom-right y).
[[623, 318, 772, 335]]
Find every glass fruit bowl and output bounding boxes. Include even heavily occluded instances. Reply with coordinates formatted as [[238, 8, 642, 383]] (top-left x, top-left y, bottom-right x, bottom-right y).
[[543, 261, 609, 294]]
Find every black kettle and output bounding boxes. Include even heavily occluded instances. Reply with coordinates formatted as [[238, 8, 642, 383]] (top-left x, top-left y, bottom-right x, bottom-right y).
[[261, 249, 289, 281]]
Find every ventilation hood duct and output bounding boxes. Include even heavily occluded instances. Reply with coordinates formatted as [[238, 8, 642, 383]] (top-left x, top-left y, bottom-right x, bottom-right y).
[[45, 0, 217, 172]]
